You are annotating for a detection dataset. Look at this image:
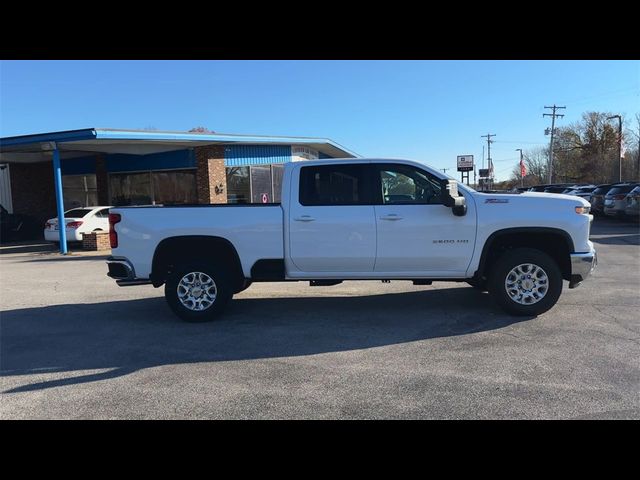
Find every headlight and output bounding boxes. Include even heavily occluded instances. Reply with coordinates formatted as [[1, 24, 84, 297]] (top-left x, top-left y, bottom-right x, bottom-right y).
[[575, 206, 590, 214]]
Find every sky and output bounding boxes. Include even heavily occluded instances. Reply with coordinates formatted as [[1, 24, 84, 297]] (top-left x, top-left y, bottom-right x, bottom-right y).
[[1, 60, 638, 181]]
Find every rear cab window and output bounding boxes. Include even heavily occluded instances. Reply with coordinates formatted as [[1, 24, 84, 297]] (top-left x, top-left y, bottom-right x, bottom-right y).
[[299, 164, 373, 206]]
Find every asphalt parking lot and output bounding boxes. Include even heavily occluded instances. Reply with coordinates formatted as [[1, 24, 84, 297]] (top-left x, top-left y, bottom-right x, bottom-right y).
[[1, 217, 639, 419]]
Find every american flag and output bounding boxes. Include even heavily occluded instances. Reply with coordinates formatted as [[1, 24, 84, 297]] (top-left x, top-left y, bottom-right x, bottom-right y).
[[520, 156, 526, 177]]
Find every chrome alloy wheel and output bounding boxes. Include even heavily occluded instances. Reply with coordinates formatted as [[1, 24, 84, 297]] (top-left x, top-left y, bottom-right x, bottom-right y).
[[504, 263, 549, 305], [177, 272, 217, 311]]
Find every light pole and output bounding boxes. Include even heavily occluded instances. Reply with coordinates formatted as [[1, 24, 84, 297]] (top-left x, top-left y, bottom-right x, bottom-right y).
[[516, 148, 524, 187], [607, 114, 622, 182]]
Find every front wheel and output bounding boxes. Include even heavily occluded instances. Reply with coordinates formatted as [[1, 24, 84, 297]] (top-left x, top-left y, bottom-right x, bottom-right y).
[[488, 248, 562, 316], [164, 262, 233, 322]]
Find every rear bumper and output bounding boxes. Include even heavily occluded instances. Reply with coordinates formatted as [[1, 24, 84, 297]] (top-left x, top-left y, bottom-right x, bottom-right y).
[[106, 256, 151, 286], [44, 229, 83, 242], [569, 245, 597, 289]]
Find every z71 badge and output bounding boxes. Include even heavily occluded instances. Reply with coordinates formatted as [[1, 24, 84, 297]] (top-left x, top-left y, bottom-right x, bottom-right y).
[[485, 198, 509, 203]]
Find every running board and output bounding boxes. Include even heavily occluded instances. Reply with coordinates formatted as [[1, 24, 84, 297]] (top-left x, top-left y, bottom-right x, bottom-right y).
[[309, 280, 343, 287], [116, 279, 153, 286]]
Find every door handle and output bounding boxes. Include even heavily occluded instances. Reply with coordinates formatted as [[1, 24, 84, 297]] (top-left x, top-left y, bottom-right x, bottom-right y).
[[294, 215, 315, 222], [380, 214, 403, 221]]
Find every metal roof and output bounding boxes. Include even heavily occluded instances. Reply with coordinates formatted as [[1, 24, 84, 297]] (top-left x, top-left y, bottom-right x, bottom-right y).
[[0, 128, 359, 162]]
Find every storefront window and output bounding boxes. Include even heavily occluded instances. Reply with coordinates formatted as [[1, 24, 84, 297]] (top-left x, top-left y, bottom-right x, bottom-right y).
[[109, 169, 196, 206], [250, 165, 272, 203], [63, 174, 98, 208], [226, 167, 250, 204], [271, 164, 284, 203], [152, 170, 197, 204], [109, 172, 152, 206]]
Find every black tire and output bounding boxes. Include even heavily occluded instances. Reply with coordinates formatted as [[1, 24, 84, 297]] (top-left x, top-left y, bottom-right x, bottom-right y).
[[488, 248, 562, 316], [164, 262, 233, 322], [233, 280, 252, 294]]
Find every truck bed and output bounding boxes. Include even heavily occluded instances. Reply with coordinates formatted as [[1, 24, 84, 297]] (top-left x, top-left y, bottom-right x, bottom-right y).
[[111, 204, 284, 279]]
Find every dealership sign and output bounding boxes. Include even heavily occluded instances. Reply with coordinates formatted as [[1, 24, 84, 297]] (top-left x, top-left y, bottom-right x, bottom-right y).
[[457, 155, 474, 172]]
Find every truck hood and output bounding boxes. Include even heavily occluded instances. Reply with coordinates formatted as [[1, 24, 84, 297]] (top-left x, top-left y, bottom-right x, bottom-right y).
[[474, 191, 590, 207]]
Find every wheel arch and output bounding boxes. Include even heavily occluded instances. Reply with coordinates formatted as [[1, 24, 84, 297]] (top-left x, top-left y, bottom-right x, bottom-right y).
[[150, 235, 245, 290], [475, 227, 574, 282]]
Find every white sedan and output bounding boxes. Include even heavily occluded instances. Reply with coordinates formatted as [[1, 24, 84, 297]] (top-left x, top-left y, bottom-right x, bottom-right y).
[[44, 206, 112, 242]]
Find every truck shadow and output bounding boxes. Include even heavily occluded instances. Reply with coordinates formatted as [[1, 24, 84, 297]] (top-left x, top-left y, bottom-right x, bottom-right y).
[[1, 288, 529, 393]]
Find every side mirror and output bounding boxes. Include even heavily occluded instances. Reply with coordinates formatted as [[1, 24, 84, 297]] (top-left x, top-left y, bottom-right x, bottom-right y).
[[440, 179, 467, 216]]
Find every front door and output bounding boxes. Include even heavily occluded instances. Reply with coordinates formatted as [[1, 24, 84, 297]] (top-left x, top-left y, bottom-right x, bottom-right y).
[[373, 163, 476, 276], [288, 163, 376, 273]]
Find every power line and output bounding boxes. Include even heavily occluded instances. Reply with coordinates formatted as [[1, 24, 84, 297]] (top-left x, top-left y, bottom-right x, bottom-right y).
[[543, 105, 565, 183]]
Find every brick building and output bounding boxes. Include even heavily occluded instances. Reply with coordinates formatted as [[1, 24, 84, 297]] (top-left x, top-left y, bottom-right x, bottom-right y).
[[0, 128, 357, 230]]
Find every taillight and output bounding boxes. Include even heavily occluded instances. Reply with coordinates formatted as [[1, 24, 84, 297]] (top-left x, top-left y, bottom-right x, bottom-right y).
[[109, 213, 121, 248], [44, 221, 52, 228], [66, 221, 84, 229]]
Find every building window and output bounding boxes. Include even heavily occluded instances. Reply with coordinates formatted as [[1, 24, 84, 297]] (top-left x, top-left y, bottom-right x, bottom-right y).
[[63, 174, 98, 208], [108, 169, 196, 206], [152, 170, 197, 204], [250, 164, 272, 203], [226, 167, 250, 204], [271, 164, 284, 203], [292, 146, 319, 162]]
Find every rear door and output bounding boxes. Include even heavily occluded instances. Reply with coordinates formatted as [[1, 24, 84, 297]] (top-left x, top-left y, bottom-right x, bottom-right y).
[[288, 163, 376, 273]]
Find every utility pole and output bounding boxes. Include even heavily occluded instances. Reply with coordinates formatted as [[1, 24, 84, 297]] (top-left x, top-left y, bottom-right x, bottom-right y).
[[516, 148, 524, 187], [607, 114, 622, 182], [543, 105, 566, 184], [481, 133, 495, 190], [441, 168, 450, 174]]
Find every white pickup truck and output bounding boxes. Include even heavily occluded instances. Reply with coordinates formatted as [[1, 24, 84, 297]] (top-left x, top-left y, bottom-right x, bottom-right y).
[[106, 158, 597, 322]]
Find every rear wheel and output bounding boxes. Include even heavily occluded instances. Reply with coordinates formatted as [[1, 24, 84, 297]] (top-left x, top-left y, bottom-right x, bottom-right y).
[[488, 248, 562, 316], [164, 262, 233, 322]]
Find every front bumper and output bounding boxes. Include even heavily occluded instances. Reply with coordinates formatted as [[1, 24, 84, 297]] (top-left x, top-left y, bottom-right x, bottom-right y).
[[569, 245, 597, 288], [106, 256, 151, 286]]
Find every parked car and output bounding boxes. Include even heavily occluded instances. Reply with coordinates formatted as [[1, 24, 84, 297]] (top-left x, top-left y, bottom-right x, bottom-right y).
[[528, 184, 552, 192], [0, 204, 38, 242], [44, 206, 112, 243], [544, 185, 574, 194], [565, 185, 596, 200], [604, 184, 639, 217], [590, 184, 617, 215], [624, 185, 640, 218], [107, 158, 596, 322]]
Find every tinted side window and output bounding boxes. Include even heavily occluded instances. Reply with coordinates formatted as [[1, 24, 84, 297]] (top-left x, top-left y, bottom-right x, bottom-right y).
[[95, 208, 110, 218], [377, 164, 442, 205], [299, 164, 369, 206]]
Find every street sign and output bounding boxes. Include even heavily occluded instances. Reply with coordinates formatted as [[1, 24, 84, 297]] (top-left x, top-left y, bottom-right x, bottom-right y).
[[479, 168, 490, 178]]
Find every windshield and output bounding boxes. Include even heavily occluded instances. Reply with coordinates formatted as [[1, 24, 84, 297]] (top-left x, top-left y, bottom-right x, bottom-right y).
[[64, 208, 92, 218], [607, 185, 636, 195]]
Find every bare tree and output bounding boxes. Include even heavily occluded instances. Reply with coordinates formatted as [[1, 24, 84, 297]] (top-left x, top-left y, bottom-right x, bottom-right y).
[[189, 126, 214, 133], [508, 146, 549, 185]]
